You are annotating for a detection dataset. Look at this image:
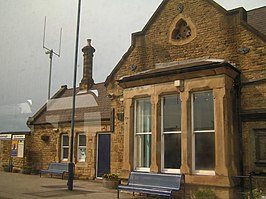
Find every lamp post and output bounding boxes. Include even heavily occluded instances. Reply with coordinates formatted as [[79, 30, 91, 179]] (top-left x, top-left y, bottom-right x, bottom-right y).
[[67, 0, 82, 191]]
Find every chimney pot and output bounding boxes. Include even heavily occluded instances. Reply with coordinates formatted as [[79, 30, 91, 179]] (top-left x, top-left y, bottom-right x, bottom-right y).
[[87, 39, 92, 46], [79, 39, 95, 91]]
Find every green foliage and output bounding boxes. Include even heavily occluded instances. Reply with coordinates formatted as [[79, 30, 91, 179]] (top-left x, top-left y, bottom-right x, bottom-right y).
[[102, 173, 119, 180], [22, 166, 32, 174], [247, 188, 264, 199], [2, 164, 13, 172], [23, 165, 32, 169], [31, 169, 40, 175], [192, 189, 216, 199]]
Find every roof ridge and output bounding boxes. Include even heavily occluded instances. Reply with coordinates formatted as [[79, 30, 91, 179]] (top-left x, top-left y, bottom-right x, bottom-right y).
[[247, 6, 266, 12], [27, 85, 68, 126]]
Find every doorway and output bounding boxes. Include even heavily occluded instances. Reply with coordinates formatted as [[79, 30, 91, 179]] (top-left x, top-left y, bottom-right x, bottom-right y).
[[96, 133, 111, 178]]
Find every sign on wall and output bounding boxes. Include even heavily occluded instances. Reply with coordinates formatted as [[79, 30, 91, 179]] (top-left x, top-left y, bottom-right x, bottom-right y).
[[11, 140, 18, 156], [0, 134, 26, 157], [13, 135, 25, 140], [0, 134, 11, 140], [17, 140, 24, 158]]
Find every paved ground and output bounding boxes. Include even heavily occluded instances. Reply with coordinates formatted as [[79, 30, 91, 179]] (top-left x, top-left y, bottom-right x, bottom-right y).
[[0, 171, 249, 199], [0, 172, 152, 199]]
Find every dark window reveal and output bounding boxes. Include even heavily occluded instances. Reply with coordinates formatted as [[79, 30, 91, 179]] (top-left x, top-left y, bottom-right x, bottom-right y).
[[255, 129, 266, 164]]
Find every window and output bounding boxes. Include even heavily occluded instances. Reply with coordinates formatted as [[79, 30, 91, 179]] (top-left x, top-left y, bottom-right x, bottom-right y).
[[169, 15, 196, 45], [61, 134, 69, 161], [254, 129, 266, 164], [171, 19, 191, 40], [77, 133, 86, 162], [161, 94, 181, 173], [134, 98, 151, 171], [192, 91, 215, 174]]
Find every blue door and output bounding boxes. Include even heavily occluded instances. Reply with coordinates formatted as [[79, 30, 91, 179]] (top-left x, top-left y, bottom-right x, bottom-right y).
[[97, 133, 111, 177]]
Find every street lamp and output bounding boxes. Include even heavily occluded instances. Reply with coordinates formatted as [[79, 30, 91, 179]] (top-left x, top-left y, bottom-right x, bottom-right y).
[[68, 0, 82, 191]]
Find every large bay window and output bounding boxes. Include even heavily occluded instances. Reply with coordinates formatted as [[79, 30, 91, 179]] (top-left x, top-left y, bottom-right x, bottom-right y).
[[161, 94, 181, 173], [134, 98, 151, 171], [192, 91, 215, 174], [61, 134, 69, 161], [121, 65, 240, 187], [77, 133, 86, 162]]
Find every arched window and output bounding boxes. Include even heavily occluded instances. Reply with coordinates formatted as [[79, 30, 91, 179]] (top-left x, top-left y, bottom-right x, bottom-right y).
[[171, 19, 191, 40], [169, 15, 196, 45]]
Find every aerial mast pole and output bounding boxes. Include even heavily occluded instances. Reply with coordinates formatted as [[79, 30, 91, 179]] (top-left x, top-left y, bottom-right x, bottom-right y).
[[43, 16, 62, 100]]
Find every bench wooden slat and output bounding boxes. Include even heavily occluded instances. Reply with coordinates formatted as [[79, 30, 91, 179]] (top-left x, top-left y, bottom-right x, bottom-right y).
[[40, 163, 69, 179], [117, 171, 185, 198], [119, 185, 180, 192], [118, 185, 173, 195]]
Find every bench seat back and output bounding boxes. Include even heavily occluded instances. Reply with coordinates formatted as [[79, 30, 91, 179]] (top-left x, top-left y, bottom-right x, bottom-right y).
[[48, 163, 68, 172], [128, 172, 183, 189]]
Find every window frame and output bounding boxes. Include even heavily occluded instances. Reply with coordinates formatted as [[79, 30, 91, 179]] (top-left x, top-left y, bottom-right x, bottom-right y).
[[77, 133, 86, 162], [134, 97, 152, 172], [254, 129, 266, 165], [161, 94, 181, 174], [191, 91, 215, 175], [61, 134, 69, 162]]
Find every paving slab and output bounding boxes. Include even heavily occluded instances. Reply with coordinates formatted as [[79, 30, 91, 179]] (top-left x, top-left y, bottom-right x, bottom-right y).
[[0, 172, 154, 199]]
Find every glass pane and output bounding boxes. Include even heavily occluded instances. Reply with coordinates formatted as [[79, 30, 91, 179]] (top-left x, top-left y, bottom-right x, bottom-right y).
[[136, 99, 151, 133], [79, 134, 86, 146], [62, 135, 69, 146], [136, 134, 151, 168], [195, 132, 215, 170], [63, 148, 68, 159], [164, 133, 181, 169], [163, 95, 181, 132], [78, 148, 86, 160], [255, 130, 266, 162], [193, 92, 214, 131]]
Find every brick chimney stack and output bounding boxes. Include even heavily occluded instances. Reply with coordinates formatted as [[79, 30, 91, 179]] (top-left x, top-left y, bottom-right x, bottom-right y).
[[79, 39, 95, 91]]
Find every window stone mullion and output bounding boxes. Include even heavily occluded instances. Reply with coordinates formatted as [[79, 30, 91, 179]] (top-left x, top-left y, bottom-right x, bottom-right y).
[[150, 95, 160, 173]]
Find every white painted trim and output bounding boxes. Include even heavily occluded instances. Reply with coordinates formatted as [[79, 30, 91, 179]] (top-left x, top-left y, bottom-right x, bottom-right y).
[[134, 167, 150, 172], [77, 133, 86, 162], [135, 132, 152, 135], [133, 98, 152, 170], [194, 130, 215, 133], [191, 91, 215, 175], [193, 170, 215, 175], [61, 134, 69, 162], [161, 168, 180, 174]]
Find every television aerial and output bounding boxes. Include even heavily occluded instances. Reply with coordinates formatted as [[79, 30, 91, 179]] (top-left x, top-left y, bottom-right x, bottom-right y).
[[42, 16, 62, 100]]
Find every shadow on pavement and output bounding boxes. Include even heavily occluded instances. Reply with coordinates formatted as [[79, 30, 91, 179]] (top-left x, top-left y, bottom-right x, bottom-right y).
[[24, 189, 96, 198]]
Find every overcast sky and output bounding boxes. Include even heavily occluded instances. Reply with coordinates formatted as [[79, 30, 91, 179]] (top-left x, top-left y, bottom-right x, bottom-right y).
[[0, 0, 265, 132]]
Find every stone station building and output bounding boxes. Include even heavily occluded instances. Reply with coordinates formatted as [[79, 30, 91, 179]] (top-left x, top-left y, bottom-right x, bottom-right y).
[[26, 39, 112, 179], [105, 0, 266, 197], [0, 0, 265, 198]]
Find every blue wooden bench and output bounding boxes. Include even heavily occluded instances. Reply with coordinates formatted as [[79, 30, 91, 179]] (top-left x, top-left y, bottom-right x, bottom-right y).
[[117, 172, 185, 198], [40, 163, 68, 179]]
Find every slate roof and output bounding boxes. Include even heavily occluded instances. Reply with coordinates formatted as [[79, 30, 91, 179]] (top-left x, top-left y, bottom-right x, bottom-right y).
[[247, 6, 266, 35], [28, 82, 111, 125]]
